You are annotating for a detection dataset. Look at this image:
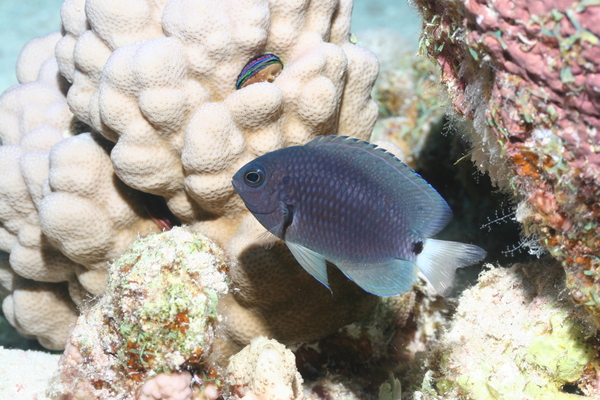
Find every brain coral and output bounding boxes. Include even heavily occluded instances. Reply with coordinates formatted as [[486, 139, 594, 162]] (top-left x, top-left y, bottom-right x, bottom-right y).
[[0, 0, 380, 350], [414, 0, 600, 323]]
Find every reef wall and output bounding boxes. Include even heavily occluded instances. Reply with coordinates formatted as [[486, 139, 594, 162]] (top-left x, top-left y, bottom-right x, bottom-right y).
[[414, 0, 600, 324]]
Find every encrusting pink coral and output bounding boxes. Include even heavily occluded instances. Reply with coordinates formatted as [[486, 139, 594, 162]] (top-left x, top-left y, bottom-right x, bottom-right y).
[[414, 0, 600, 324], [135, 372, 194, 400]]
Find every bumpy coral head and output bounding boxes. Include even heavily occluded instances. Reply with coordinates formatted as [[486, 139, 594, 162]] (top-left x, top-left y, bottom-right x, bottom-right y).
[[0, 0, 382, 353], [56, 0, 380, 231]]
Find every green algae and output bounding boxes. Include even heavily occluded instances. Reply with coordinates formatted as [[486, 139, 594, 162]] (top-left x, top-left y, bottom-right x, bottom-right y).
[[104, 228, 228, 376]]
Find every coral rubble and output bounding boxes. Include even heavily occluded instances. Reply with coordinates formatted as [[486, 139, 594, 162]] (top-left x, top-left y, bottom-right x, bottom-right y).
[[414, 0, 600, 324]]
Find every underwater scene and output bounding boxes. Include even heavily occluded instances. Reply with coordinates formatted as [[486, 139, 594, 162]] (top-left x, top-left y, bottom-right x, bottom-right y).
[[0, 0, 599, 399]]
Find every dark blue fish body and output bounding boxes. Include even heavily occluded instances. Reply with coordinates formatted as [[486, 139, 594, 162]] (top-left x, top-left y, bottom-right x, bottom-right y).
[[232, 136, 486, 296]]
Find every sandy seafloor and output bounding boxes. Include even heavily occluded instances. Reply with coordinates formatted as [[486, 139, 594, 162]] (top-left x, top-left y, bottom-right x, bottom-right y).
[[0, 0, 422, 398]]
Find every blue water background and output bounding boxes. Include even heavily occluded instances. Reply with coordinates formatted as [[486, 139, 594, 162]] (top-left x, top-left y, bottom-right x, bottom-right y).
[[0, 0, 422, 92]]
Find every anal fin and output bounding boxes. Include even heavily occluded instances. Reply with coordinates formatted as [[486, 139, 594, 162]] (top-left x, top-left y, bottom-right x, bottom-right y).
[[335, 259, 417, 297]]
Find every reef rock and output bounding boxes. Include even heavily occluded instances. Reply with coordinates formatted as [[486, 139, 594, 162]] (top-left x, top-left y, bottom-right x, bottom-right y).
[[413, 261, 600, 399], [49, 228, 229, 400], [414, 0, 600, 324], [227, 336, 303, 400]]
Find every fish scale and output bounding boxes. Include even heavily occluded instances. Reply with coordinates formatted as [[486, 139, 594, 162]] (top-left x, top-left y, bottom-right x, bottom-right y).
[[232, 135, 486, 296], [290, 153, 398, 260]]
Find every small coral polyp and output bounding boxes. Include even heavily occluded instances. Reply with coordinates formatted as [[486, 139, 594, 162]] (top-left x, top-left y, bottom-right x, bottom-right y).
[[415, 0, 600, 324]]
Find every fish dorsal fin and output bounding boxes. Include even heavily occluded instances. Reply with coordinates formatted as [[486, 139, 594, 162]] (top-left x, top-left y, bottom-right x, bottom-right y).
[[306, 135, 452, 237], [286, 241, 331, 291]]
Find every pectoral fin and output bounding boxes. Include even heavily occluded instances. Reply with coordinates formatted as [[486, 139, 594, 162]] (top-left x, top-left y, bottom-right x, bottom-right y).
[[335, 259, 417, 296], [256, 230, 280, 249], [267, 202, 294, 239], [286, 241, 330, 290]]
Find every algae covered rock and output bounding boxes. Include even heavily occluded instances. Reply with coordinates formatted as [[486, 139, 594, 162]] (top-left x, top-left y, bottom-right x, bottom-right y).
[[49, 227, 229, 399], [413, 0, 600, 325], [414, 261, 600, 400]]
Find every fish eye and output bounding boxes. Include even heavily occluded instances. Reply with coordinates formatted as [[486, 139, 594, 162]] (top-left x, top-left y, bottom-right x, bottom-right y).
[[243, 167, 265, 187]]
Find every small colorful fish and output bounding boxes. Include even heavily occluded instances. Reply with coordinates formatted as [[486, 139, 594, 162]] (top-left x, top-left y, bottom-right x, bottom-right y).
[[236, 54, 283, 90], [232, 136, 486, 296]]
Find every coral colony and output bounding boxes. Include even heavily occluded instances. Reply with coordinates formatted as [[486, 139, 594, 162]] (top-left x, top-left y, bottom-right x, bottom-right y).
[[0, 0, 378, 352], [0, 0, 599, 399]]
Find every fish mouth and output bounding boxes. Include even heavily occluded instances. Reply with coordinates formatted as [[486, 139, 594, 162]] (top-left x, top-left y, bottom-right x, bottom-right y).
[[232, 179, 265, 214], [243, 201, 274, 215], [231, 178, 241, 193], [231, 177, 252, 197]]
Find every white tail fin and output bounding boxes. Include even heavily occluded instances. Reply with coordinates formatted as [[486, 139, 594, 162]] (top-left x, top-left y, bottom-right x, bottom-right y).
[[415, 239, 486, 296]]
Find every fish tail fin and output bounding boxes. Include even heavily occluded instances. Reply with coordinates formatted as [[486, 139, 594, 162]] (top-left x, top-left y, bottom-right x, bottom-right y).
[[416, 239, 486, 296]]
